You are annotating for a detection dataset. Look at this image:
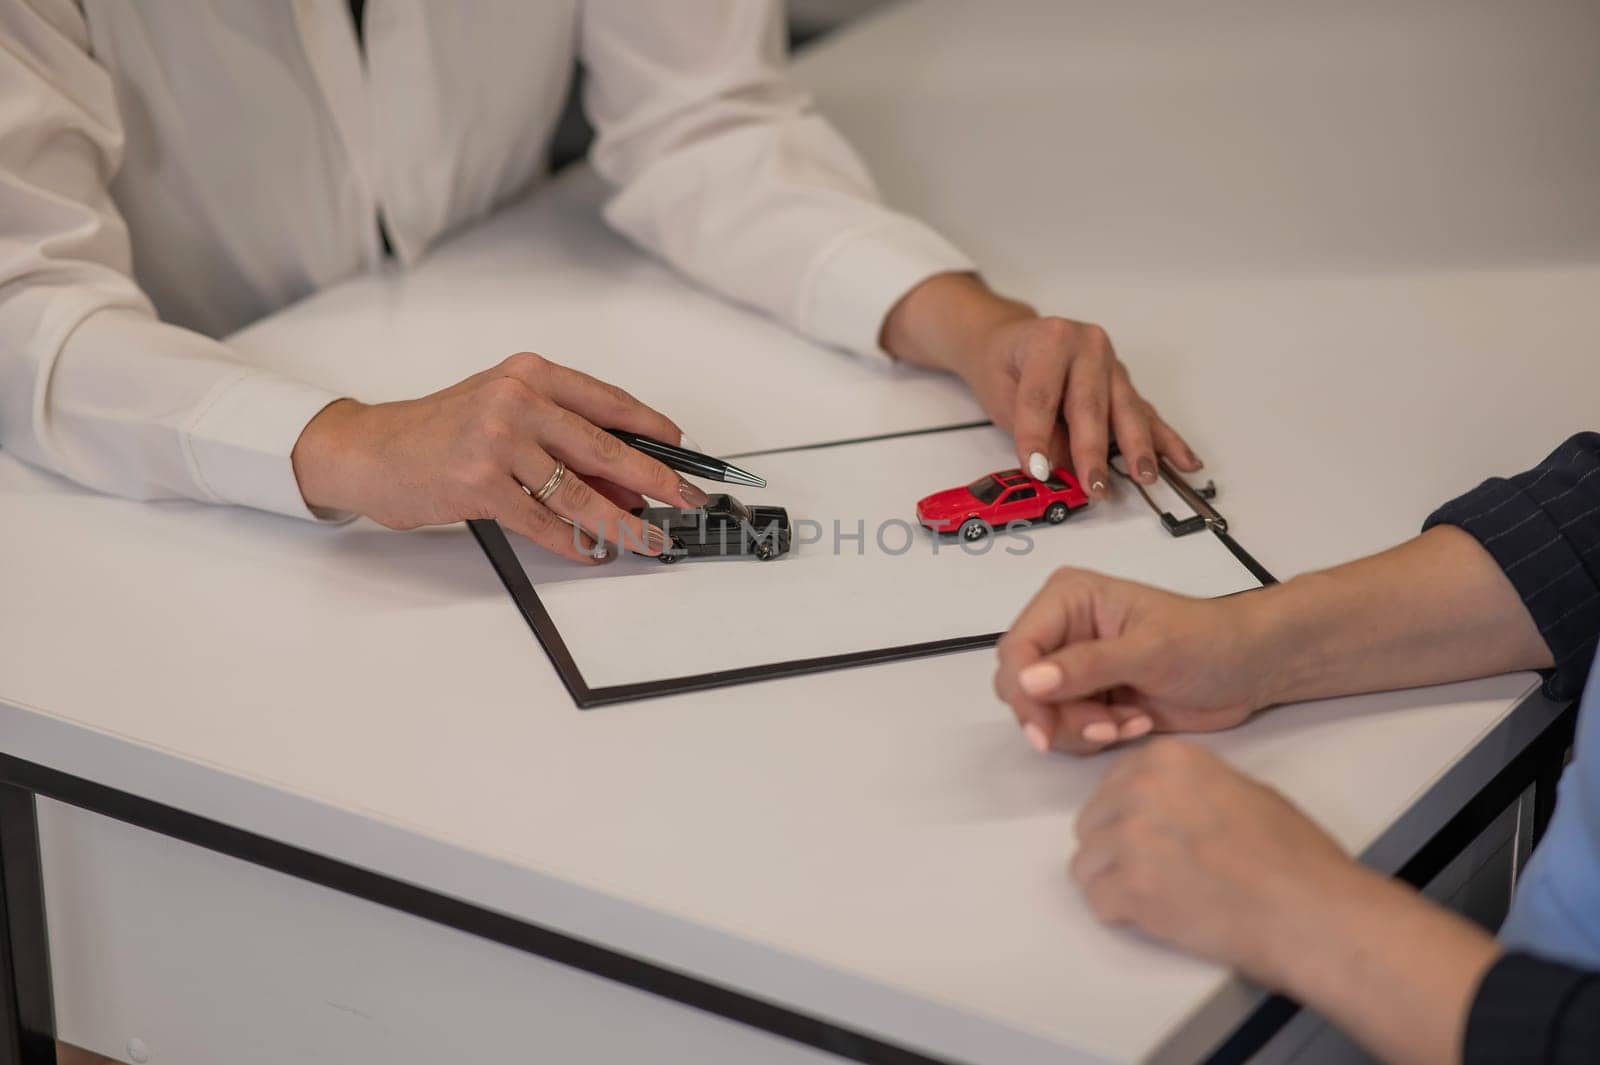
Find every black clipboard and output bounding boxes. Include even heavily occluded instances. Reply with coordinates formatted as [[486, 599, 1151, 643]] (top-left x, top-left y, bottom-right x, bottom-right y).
[[469, 424, 1276, 708]]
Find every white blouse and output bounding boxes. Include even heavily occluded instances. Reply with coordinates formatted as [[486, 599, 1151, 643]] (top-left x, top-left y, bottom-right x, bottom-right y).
[[0, 0, 971, 519]]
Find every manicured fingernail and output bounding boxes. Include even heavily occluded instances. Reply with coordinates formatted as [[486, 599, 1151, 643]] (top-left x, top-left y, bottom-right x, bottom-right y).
[[577, 532, 605, 562], [678, 479, 709, 507], [679, 432, 703, 453], [644, 524, 666, 552], [1137, 457, 1158, 483], [1082, 721, 1118, 744], [1023, 722, 1050, 753], [1027, 452, 1051, 481], [1088, 468, 1109, 498], [1189, 452, 1204, 470], [1018, 661, 1062, 696], [1121, 715, 1153, 739]]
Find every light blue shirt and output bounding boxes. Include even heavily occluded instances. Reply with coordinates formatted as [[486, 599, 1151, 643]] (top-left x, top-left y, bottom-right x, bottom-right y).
[[1499, 648, 1600, 968]]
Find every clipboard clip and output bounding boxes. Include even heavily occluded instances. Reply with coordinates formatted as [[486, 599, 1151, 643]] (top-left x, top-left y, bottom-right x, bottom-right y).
[[1110, 452, 1226, 538]]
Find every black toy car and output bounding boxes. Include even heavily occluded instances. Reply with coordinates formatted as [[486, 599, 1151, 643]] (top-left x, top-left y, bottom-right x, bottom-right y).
[[632, 494, 791, 563]]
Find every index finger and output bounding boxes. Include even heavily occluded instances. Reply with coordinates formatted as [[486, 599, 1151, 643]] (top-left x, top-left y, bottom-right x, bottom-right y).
[[536, 403, 703, 507], [505, 352, 688, 447], [1011, 336, 1070, 481], [998, 570, 1120, 748], [1000, 571, 1077, 664]]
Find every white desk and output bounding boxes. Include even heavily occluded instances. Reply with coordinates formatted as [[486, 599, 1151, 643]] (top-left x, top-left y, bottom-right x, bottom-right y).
[[2, 1, 1597, 1063]]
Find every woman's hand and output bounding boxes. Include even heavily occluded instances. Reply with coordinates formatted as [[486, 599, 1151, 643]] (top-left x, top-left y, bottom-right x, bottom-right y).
[[1074, 740, 1500, 1065], [994, 569, 1283, 754], [881, 273, 1201, 495], [291, 352, 706, 562], [1072, 739, 1359, 981]]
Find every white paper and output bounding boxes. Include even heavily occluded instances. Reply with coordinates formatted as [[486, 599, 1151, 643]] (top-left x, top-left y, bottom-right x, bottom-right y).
[[508, 425, 1262, 689]]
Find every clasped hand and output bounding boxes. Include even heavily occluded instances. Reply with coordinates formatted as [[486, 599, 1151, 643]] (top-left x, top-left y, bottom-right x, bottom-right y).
[[995, 569, 1281, 754]]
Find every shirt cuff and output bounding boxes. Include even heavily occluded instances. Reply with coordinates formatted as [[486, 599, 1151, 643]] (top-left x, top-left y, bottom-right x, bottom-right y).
[[184, 372, 354, 523], [797, 215, 975, 360], [1465, 952, 1600, 1065]]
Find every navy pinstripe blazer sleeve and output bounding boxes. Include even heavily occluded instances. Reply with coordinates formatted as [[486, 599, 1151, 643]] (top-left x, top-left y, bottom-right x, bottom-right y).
[[1423, 432, 1600, 699], [1464, 953, 1600, 1065]]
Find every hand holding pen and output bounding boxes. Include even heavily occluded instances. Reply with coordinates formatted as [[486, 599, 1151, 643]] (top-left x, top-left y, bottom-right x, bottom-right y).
[[292, 352, 744, 564]]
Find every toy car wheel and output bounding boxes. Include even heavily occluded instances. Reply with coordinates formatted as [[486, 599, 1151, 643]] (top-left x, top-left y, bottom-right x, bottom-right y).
[[1044, 502, 1069, 524], [658, 538, 682, 563], [959, 517, 990, 542], [754, 542, 775, 561]]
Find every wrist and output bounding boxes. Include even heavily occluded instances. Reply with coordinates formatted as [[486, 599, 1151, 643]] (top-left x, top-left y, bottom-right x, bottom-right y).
[[291, 397, 370, 514], [1234, 572, 1348, 709], [1242, 857, 1387, 993], [880, 272, 1033, 375], [1260, 865, 1499, 1064]]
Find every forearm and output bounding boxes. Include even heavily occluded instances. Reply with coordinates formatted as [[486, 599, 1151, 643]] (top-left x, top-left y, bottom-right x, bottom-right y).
[[1257, 863, 1498, 1065], [12, 307, 344, 520], [582, 2, 973, 363], [0, 2, 345, 521], [1249, 526, 1552, 707]]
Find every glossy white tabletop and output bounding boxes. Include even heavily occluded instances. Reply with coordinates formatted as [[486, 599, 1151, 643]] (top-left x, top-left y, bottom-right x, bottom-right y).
[[3, 1, 1597, 1062]]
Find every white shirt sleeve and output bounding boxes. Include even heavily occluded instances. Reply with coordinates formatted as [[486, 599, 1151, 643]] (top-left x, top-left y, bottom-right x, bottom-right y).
[[578, 0, 976, 360], [0, 0, 345, 520]]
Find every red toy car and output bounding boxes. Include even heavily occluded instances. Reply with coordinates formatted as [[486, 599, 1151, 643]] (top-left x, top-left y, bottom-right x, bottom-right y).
[[916, 467, 1090, 541]]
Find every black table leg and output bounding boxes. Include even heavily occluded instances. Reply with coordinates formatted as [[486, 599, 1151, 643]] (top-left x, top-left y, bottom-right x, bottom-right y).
[[0, 786, 54, 1065]]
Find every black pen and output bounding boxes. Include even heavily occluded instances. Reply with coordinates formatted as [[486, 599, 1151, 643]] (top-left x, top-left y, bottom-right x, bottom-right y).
[[605, 430, 767, 488]]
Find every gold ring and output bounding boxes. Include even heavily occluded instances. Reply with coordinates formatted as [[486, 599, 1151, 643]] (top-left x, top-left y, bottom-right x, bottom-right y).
[[532, 459, 566, 504]]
